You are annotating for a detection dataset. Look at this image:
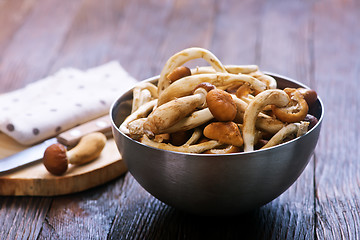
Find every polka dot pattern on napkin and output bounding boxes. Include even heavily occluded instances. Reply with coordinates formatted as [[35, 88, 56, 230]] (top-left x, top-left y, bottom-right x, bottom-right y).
[[0, 61, 137, 145]]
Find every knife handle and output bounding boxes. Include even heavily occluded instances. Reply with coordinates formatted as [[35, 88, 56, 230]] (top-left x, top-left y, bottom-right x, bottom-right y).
[[56, 115, 112, 147]]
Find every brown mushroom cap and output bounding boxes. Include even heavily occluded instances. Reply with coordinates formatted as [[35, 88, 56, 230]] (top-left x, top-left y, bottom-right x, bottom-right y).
[[297, 88, 318, 106], [43, 143, 68, 175], [167, 66, 191, 83], [206, 89, 237, 122], [193, 82, 215, 93], [203, 121, 243, 147], [272, 88, 309, 123]]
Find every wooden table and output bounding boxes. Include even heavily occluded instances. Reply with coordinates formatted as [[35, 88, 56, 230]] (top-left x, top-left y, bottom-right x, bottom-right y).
[[0, 0, 358, 239]]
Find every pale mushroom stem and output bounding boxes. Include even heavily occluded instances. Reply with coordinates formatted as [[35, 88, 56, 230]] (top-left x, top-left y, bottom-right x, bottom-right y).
[[143, 88, 208, 137], [158, 47, 227, 94], [243, 89, 290, 152], [261, 122, 309, 149], [141, 135, 223, 154]]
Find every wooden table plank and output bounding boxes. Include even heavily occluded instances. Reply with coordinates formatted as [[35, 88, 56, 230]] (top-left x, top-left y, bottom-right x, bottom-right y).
[[254, 0, 315, 238], [108, 0, 176, 80], [48, 0, 127, 72], [0, 0, 36, 56], [211, 0, 263, 65], [0, 197, 51, 239], [0, 0, 84, 93], [312, 0, 360, 239], [34, 0, 177, 238], [0, 1, 86, 239], [212, 0, 316, 238], [38, 179, 126, 239], [0, 0, 359, 238]]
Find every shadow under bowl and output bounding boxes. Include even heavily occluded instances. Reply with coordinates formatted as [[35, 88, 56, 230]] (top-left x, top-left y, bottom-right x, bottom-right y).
[[110, 73, 324, 216]]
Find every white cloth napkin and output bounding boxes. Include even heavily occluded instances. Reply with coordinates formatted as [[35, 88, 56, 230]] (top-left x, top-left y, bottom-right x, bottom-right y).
[[0, 61, 137, 145]]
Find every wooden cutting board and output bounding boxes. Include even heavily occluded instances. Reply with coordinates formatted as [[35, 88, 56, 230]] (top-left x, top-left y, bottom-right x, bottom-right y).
[[0, 132, 127, 196]]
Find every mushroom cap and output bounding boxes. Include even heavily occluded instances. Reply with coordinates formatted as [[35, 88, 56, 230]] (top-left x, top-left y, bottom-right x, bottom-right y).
[[43, 143, 68, 175], [297, 88, 318, 106], [272, 88, 309, 123], [206, 89, 237, 122], [167, 66, 191, 83], [203, 121, 243, 147]]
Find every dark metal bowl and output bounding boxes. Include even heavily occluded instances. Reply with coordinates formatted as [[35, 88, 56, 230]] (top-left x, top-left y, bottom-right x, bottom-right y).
[[110, 73, 324, 216]]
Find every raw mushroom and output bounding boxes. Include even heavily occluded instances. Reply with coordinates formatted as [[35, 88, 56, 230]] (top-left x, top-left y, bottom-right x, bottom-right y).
[[157, 72, 266, 106], [231, 94, 285, 133], [235, 84, 253, 99], [203, 121, 244, 147], [127, 118, 147, 140], [132, 82, 158, 113], [204, 145, 241, 154], [163, 108, 214, 133], [141, 135, 223, 153], [182, 127, 203, 146], [206, 88, 237, 122], [143, 87, 209, 137], [249, 71, 277, 89], [297, 88, 318, 106], [243, 89, 290, 152], [272, 88, 309, 123], [120, 99, 157, 135], [261, 121, 309, 149], [255, 115, 285, 134], [43, 132, 107, 175], [158, 47, 227, 94], [191, 65, 259, 75], [167, 66, 191, 84]]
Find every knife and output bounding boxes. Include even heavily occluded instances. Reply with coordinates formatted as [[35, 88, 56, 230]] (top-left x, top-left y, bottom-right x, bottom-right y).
[[0, 115, 112, 173]]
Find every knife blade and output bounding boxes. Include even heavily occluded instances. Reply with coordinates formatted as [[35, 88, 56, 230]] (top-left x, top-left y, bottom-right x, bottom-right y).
[[0, 115, 112, 173]]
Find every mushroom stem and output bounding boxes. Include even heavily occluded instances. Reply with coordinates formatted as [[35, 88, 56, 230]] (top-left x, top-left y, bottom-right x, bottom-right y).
[[163, 108, 214, 133], [261, 122, 309, 149], [249, 71, 277, 89], [272, 88, 309, 123], [141, 135, 223, 153], [143, 88, 208, 137], [158, 73, 266, 106], [132, 82, 158, 113], [43, 132, 107, 175], [182, 128, 202, 146], [120, 99, 157, 135], [243, 89, 290, 152], [67, 132, 107, 165], [158, 47, 227, 94], [191, 65, 259, 75], [231, 94, 285, 133]]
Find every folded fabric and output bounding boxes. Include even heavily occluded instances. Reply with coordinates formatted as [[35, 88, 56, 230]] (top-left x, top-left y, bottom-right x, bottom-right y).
[[0, 61, 137, 145]]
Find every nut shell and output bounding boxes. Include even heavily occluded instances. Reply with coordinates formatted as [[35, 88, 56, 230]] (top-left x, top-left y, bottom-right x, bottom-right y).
[[43, 143, 68, 175]]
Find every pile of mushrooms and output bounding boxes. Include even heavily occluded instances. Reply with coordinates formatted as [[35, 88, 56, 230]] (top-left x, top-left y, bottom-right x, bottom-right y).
[[119, 47, 318, 154]]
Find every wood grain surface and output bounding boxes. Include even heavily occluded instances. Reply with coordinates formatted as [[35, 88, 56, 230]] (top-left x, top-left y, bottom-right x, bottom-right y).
[[0, 137, 126, 196], [0, 0, 359, 239]]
